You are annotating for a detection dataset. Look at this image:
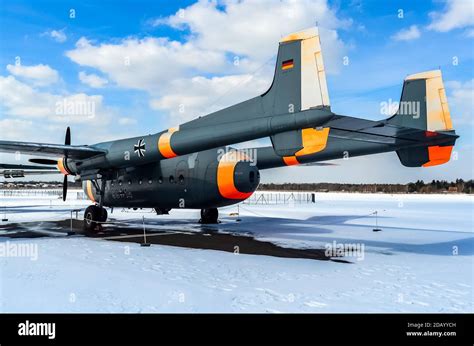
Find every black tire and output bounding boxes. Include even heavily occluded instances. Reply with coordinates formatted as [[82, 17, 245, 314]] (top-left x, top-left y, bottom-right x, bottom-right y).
[[200, 208, 218, 224], [99, 207, 108, 222], [84, 205, 107, 232]]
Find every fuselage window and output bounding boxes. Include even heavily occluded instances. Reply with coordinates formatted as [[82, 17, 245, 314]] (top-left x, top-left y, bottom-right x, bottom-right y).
[[158, 176, 163, 184], [128, 180, 132, 185], [138, 180, 142, 185], [179, 175, 184, 184], [148, 179, 153, 184], [118, 180, 122, 186], [169, 175, 175, 184]]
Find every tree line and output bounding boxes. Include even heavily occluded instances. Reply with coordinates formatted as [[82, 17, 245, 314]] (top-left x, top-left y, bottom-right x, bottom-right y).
[[258, 179, 473, 194]]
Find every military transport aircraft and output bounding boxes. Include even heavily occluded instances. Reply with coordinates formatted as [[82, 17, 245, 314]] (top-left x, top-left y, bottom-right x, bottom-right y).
[[0, 28, 458, 231]]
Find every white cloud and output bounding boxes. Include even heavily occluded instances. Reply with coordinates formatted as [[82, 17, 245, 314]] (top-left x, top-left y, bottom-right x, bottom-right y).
[[428, 0, 474, 32], [156, 0, 349, 66], [43, 29, 67, 43], [446, 79, 474, 126], [118, 117, 137, 125], [0, 119, 35, 141], [67, 37, 227, 93], [0, 73, 132, 144], [149, 73, 270, 123], [66, 0, 349, 123], [6, 63, 59, 86], [79, 71, 108, 88], [0, 75, 108, 125], [392, 25, 421, 41]]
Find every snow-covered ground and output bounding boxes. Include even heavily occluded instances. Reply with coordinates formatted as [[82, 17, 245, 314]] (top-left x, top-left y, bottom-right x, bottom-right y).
[[0, 191, 472, 312]]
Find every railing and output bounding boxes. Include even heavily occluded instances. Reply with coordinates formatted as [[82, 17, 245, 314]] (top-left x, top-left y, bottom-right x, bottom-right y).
[[243, 191, 316, 205], [0, 189, 316, 204], [0, 189, 88, 200]]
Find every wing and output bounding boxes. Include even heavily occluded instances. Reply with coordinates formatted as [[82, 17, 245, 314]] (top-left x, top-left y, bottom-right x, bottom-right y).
[[0, 163, 57, 170], [0, 163, 60, 178], [0, 140, 106, 159]]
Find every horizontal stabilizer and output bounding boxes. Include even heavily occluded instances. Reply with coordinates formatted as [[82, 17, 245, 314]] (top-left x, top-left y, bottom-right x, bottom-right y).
[[397, 142, 455, 167], [270, 129, 303, 156], [270, 127, 330, 163]]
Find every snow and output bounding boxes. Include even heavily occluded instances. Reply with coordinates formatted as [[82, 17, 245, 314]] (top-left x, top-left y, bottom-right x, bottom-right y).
[[0, 191, 473, 312]]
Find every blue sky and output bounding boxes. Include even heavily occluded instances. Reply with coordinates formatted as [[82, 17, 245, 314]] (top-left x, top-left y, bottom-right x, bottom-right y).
[[0, 0, 473, 183]]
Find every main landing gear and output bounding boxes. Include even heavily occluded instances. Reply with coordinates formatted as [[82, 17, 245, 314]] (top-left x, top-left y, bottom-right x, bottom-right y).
[[83, 205, 108, 232], [83, 178, 108, 232], [200, 208, 219, 224]]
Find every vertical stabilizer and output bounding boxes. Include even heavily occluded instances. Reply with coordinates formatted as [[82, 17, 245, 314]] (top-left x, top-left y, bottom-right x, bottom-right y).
[[267, 27, 330, 114], [387, 70, 453, 132]]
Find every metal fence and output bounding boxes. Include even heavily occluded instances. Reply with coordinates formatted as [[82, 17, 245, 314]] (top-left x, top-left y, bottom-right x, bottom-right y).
[[0, 189, 315, 204], [0, 189, 87, 200], [243, 191, 316, 205]]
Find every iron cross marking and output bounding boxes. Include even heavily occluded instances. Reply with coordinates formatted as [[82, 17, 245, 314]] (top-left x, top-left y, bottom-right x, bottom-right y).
[[134, 139, 146, 157]]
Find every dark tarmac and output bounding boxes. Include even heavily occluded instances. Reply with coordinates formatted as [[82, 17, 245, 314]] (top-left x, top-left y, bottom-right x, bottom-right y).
[[0, 218, 349, 262]]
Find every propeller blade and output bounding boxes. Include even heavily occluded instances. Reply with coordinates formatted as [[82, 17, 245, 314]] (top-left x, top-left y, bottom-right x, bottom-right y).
[[63, 175, 68, 201], [65, 126, 71, 146], [28, 158, 58, 165]]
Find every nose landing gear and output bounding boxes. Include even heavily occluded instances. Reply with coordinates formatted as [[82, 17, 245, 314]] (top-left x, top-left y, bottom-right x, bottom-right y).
[[83, 177, 108, 232]]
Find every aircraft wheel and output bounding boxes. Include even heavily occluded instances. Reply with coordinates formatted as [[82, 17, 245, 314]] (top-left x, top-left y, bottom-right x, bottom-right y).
[[99, 207, 108, 222], [84, 205, 107, 232], [200, 208, 218, 224]]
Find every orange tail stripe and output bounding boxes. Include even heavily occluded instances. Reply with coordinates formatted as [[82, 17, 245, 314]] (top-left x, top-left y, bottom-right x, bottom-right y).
[[422, 145, 453, 167], [283, 156, 299, 166]]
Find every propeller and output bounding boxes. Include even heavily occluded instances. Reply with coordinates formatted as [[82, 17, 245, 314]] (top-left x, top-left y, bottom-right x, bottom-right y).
[[63, 127, 71, 201], [65, 126, 71, 146], [28, 127, 71, 200], [28, 158, 58, 165]]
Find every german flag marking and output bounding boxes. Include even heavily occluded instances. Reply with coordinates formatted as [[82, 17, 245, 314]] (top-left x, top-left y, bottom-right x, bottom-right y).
[[282, 59, 294, 70]]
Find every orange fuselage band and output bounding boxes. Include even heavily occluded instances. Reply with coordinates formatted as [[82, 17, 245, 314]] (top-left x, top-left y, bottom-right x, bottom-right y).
[[158, 127, 179, 158]]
